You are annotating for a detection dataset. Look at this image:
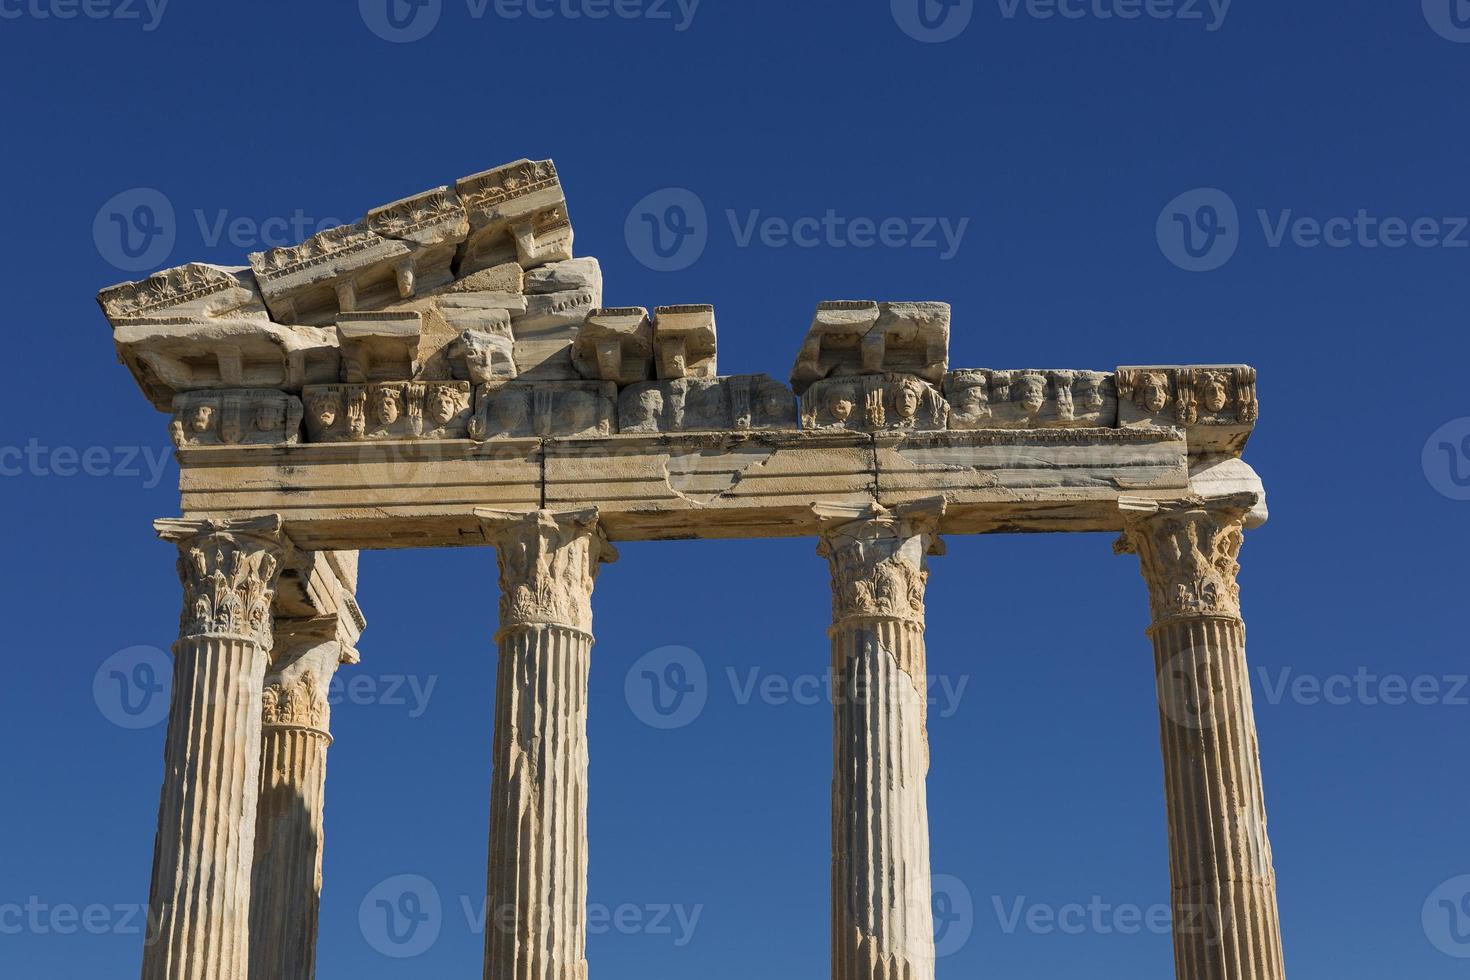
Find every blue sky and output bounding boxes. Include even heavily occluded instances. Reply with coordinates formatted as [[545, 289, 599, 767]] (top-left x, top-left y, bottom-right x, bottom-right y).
[[1, 0, 1468, 976]]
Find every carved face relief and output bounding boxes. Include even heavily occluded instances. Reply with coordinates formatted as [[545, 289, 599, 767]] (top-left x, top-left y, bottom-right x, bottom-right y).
[[1140, 373, 1170, 414], [957, 379, 988, 416], [1077, 376, 1105, 411], [1198, 372, 1230, 413], [311, 394, 340, 430], [374, 389, 402, 427], [636, 389, 664, 424], [894, 382, 921, 421], [494, 391, 529, 431], [1016, 375, 1047, 414], [827, 387, 856, 423], [252, 401, 284, 433], [558, 390, 596, 431], [427, 387, 459, 426], [758, 387, 787, 419], [190, 404, 215, 433]]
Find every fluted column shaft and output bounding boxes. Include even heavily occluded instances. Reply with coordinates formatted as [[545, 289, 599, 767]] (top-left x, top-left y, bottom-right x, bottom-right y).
[[1118, 495, 1286, 980], [142, 517, 285, 980], [477, 508, 616, 980], [248, 595, 363, 980], [819, 501, 943, 980]]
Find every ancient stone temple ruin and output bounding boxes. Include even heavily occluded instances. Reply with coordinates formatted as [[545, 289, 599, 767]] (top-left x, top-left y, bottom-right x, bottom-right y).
[[98, 158, 1284, 980]]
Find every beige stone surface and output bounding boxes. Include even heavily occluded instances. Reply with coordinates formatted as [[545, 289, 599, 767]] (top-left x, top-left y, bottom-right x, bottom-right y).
[[574, 307, 654, 385], [791, 300, 949, 393], [652, 304, 718, 379]]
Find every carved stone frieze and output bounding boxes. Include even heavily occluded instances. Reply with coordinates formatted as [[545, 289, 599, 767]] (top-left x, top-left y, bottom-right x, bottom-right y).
[[455, 159, 573, 275], [802, 374, 950, 433], [449, 326, 518, 384], [618, 374, 796, 434], [470, 380, 615, 440], [815, 500, 944, 631], [156, 516, 287, 649], [98, 263, 267, 321], [1116, 365, 1258, 454], [170, 389, 303, 448], [476, 508, 617, 635], [302, 381, 473, 442], [1115, 494, 1256, 625], [945, 369, 1118, 429]]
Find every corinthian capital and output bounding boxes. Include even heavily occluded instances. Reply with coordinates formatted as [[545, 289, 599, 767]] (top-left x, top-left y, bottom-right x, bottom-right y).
[[814, 499, 945, 631], [1114, 494, 1256, 626], [155, 515, 287, 649], [475, 508, 618, 635]]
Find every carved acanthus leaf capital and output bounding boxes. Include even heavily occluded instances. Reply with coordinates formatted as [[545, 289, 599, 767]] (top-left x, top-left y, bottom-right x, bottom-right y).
[[476, 508, 618, 635], [156, 516, 287, 649], [815, 499, 945, 630], [1115, 494, 1255, 625]]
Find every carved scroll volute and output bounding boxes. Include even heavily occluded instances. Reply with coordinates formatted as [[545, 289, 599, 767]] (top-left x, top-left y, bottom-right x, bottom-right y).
[[476, 508, 619, 636], [1114, 494, 1257, 627], [155, 516, 287, 649], [814, 499, 945, 633]]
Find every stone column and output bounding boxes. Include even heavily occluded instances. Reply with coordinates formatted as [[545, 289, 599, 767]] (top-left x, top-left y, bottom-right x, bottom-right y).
[[143, 516, 286, 980], [475, 508, 617, 980], [1116, 494, 1286, 980], [247, 595, 364, 980], [817, 500, 944, 980]]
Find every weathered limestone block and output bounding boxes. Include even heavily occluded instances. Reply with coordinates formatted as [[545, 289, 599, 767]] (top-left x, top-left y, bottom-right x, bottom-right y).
[[511, 258, 603, 381], [449, 326, 518, 384], [618, 375, 796, 433], [470, 380, 616, 440], [802, 374, 950, 433], [170, 389, 303, 448], [143, 516, 286, 980], [945, 369, 1118, 429], [302, 381, 473, 441], [1116, 365, 1259, 455], [99, 263, 268, 322], [652, 304, 718, 380], [337, 311, 422, 382], [475, 508, 615, 980], [249, 222, 413, 326], [111, 317, 341, 411], [790, 300, 949, 393], [574, 307, 654, 384], [817, 500, 942, 980], [455, 159, 573, 275], [1115, 495, 1285, 980]]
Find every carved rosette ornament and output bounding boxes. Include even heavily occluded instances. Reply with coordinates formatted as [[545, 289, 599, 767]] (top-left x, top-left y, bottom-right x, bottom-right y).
[[159, 517, 287, 649]]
